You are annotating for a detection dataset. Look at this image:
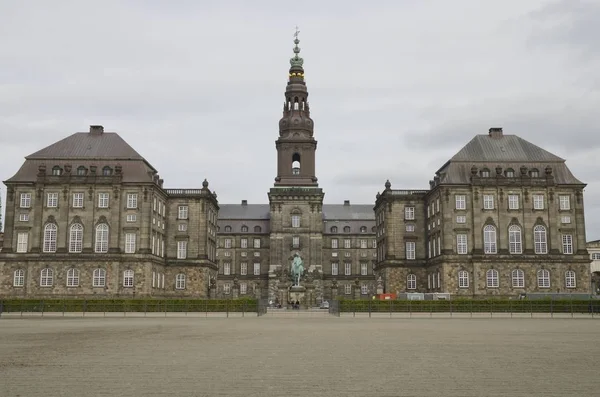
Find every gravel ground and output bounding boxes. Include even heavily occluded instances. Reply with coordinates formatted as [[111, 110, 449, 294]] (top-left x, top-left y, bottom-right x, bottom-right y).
[[0, 317, 598, 397]]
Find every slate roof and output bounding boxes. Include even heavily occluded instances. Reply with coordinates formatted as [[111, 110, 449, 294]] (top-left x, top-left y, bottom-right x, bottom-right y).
[[449, 134, 564, 162], [322, 204, 374, 220], [219, 204, 271, 220]]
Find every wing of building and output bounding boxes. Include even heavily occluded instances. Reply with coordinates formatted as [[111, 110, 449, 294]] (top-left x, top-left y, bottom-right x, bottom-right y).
[[0, 36, 592, 302]]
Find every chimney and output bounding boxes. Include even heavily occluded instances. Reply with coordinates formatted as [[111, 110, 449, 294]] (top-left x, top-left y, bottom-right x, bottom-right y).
[[90, 125, 104, 135], [241, 200, 248, 206], [488, 127, 503, 139], [343, 200, 350, 206]]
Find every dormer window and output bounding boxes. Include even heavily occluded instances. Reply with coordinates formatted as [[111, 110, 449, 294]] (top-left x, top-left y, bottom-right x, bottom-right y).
[[331, 226, 338, 233], [480, 169, 490, 178], [224, 225, 232, 233], [241, 225, 248, 233], [344, 226, 351, 233], [505, 168, 515, 178], [254, 226, 262, 233], [52, 166, 62, 176], [76, 166, 87, 176], [102, 166, 112, 176], [529, 169, 539, 178], [360, 226, 367, 233]]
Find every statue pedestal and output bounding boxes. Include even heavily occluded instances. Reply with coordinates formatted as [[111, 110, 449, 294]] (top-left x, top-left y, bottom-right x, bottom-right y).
[[289, 285, 307, 307]]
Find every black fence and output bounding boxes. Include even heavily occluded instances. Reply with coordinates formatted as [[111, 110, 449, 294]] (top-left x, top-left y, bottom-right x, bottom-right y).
[[337, 299, 600, 317], [0, 299, 260, 318]]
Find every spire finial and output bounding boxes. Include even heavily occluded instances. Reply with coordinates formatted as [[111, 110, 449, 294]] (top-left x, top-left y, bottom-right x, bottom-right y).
[[290, 26, 304, 67]]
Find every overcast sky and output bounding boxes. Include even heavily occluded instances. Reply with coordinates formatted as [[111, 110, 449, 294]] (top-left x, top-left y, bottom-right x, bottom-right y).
[[0, 0, 599, 240]]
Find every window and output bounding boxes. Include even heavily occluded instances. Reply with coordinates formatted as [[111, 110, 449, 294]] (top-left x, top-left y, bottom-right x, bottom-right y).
[[561, 216, 571, 224], [345, 284, 352, 295], [483, 225, 497, 254], [406, 224, 415, 232], [69, 223, 84, 253], [13, 269, 25, 287], [344, 252, 351, 257], [40, 268, 53, 287], [534, 225, 548, 254], [43, 223, 58, 253], [508, 225, 522, 254], [254, 225, 262, 233], [240, 238, 248, 248], [224, 239, 232, 248], [176, 274, 186, 290], [240, 283, 247, 295], [20, 193, 31, 208], [47, 192, 58, 207], [291, 215, 300, 228], [404, 207, 415, 220], [537, 269, 550, 288], [344, 262, 351, 275], [360, 226, 367, 233], [127, 214, 137, 222], [72, 193, 84, 208], [19, 213, 29, 222], [240, 262, 248, 275], [178, 223, 187, 231], [292, 236, 300, 248], [533, 194, 544, 210], [254, 251, 260, 257], [223, 262, 231, 275], [480, 169, 490, 178], [223, 283, 231, 295], [372, 239, 377, 248], [505, 169, 515, 177], [436, 199, 440, 213], [483, 195, 494, 210], [565, 270, 576, 288], [331, 263, 338, 275], [562, 234, 573, 254], [93, 268, 106, 287], [241, 225, 248, 232], [254, 263, 260, 275], [126, 194, 138, 209], [125, 233, 136, 253], [508, 194, 519, 210], [456, 234, 467, 255], [407, 274, 417, 290], [224, 226, 232, 232], [361, 263, 368, 275], [102, 166, 112, 176], [406, 241, 416, 260], [530, 169, 539, 177], [331, 226, 338, 233], [512, 269, 525, 288], [95, 224, 109, 253], [123, 270, 134, 287], [486, 269, 499, 288], [592, 253, 600, 260], [52, 166, 62, 176], [66, 268, 80, 287], [16, 232, 28, 253], [98, 193, 109, 208], [177, 241, 187, 259], [344, 239, 351, 249], [458, 270, 469, 288], [559, 195, 571, 210], [253, 238, 261, 249], [178, 206, 188, 219], [343, 226, 351, 233], [455, 195, 466, 210], [361, 284, 368, 295], [456, 215, 466, 224]]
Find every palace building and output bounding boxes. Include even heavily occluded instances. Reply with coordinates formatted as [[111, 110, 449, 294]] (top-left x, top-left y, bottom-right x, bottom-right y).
[[0, 37, 592, 302]]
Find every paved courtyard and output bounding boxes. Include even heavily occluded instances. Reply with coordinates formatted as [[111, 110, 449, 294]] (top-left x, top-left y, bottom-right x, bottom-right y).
[[0, 316, 598, 397]]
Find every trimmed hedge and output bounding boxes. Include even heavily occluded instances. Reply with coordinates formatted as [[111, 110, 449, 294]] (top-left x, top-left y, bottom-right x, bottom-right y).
[[339, 298, 600, 313], [0, 298, 258, 313]]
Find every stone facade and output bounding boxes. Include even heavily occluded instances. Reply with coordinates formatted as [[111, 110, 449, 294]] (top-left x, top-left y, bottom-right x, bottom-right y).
[[588, 240, 600, 293]]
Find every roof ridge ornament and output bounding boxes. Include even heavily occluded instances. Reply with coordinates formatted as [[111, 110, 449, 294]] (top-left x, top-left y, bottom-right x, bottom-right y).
[[290, 26, 304, 67]]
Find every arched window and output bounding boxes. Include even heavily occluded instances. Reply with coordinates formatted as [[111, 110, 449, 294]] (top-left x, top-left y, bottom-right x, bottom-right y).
[[254, 226, 262, 233], [40, 268, 53, 287], [486, 269, 499, 288], [43, 223, 58, 253], [123, 269, 134, 287], [343, 226, 351, 233], [331, 226, 338, 233], [360, 226, 367, 233], [534, 225, 547, 254], [508, 225, 522, 254], [407, 274, 416, 290], [224, 225, 232, 233], [480, 168, 490, 178], [565, 270, 576, 288], [292, 152, 301, 175], [537, 269, 550, 288], [51, 166, 62, 176], [483, 225, 497, 254], [93, 268, 106, 287], [69, 223, 83, 253], [76, 166, 87, 176], [102, 166, 112, 176], [372, 226, 376, 233], [13, 269, 25, 287], [241, 225, 248, 233], [175, 274, 186, 290], [458, 270, 469, 288], [66, 268, 80, 287], [529, 168, 539, 178], [512, 269, 525, 288], [505, 168, 515, 178], [95, 223, 109, 253]]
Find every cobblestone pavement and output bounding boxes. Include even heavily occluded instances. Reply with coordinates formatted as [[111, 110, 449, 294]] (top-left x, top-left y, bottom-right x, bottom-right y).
[[1, 317, 598, 397]]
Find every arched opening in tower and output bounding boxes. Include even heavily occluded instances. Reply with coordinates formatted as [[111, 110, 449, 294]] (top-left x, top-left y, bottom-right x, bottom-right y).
[[292, 153, 301, 175], [294, 97, 299, 110]]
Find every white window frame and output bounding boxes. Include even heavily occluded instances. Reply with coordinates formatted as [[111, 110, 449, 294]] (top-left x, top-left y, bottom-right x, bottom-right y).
[[241, 238, 248, 248], [562, 234, 573, 254], [13, 269, 25, 287], [344, 239, 351, 249], [508, 194, 519, 210], [360, 263, 368, 276], [175, 274, 186, 290], [240, 283, 247, 295], [406, 241, 416, 260], [292, 236, 300, 248], [537, 269, 550, 288], [361, 284, 368, 295], [178, 223, 187, 231], [345, 284, 352, 295], [253, 238, 261, 249], [98, 193, 109, 208], [20, 193, 31, 208], [512, 269, 525, 288], [534, 225, 548, 254], [72, 192, 84, 208], [223, 283, 231, 295], [508, 225, 522, 254], [291, 215, 300, 228], [47, 192, 58, 208], [253, 263, 260, 275], [66, 268, 80, 287], [406, 224, 415, 232], [224, 239, 232, 248], [69, 223, 84, 253], [93, 268, 106, 287], [240, 262, 248, 275], [483, 225, 497, 254], [455, 195, 466, 210], [40, 268, 53, 287], [16, 232, 28, 253], [127, 194, 138, 209], [483, 195, 494, 210], [407, 274, 417, 290], [43, 223, 58, 253], [123, 270, 134, 287], [19, 213, 29, 222], [344, 262, 351, 276], [177, 241, 187, 259], [486, 269, 499, 288], [331, 263, 338, 276], [178, 205, 188, 219], [456, 234, 467, 255], [126, 214, 137, 222], [223, 262, 231, 275], [125, 233, 136, 254], [559, 195, 571, 210], [95, 224, 109, 253], [565, 270, 576, 288], [561, 216, 571, 224], [533, 194, 544, 210], [404, 206, 415, 220], [458, 270, 469, 288], [456, 215, 466, 224]]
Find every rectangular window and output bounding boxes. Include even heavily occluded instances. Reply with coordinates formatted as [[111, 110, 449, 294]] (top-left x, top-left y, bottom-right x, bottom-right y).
[[127, 194, 138, 209], [291, 215, 300, 228], [331, 239, 338, 249], [19, 213, 29, 222], [345, 262, 351, 275], [561, 216, 571, 224], [406, 224, 415, 232], [178, 205, 188, 219], [331, 263, 338, 275], [406, 241, 416, 260], [344, 252, 351, 257], [240, 283, 247, 295], [360, 263, 368, 275], [456, 234, 467, 255], [292, 236, 300, 248], [241, 238, 248, 248], [361, 284, 368, 295], [240, 262, 247, 275], [223, 283, 231, 295], [436, 199, 440, 213], [559, 195, 571, 210], [404, 206, 415, 220], [345, 284, 352, 295], [20, 193, 31, 208], [344, 239, 351, 249], [253, 263, 260, 275], [224, 239, 232, 248], [125, 233, 136, 253], [456, 215, 466, 224], [223, 262, 231, 275], [153, 198, 157, 212], [178, 223, 187, 231], [455, 195, 466, 210], [47, 193, 58, 208], [562, 234, 573, 254], [533, 194, 544, 210], [253, 238, 261, 249], [177, 241, 187, 259], [72, 193, 84, 208], [98, 193, 109, 208], [360, 239, 367, 249], [253, 251, 260, 257], [508, 194, 519, 210], [126, 214, 137, 222], [17, 233, 28, 253], [372, 239, 377, 248], [483, 195, 494, 210]]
